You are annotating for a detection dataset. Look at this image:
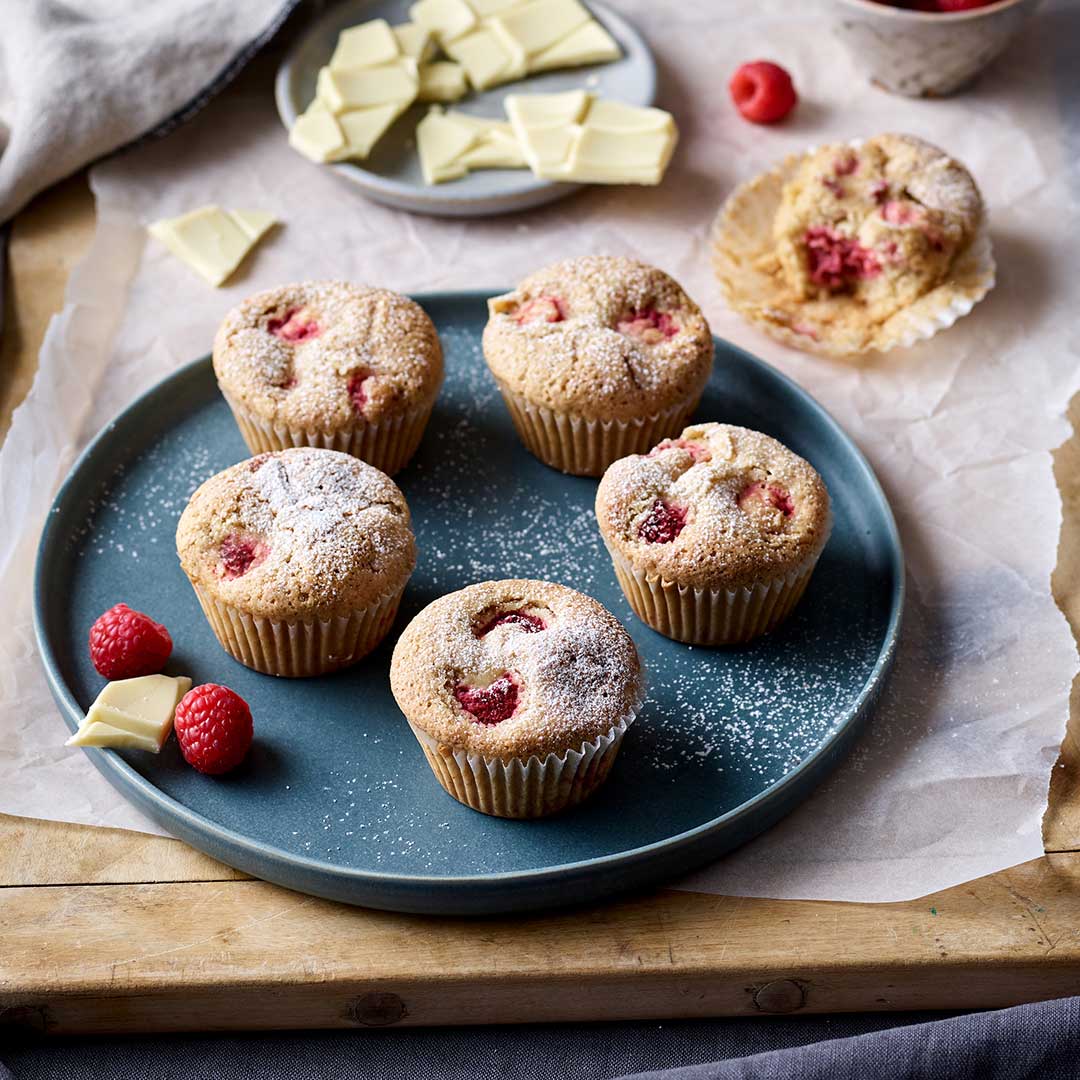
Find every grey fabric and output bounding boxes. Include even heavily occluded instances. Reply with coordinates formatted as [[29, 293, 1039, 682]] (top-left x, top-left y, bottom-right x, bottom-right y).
[[621, 997, 1080, 1080], [0, 0, 301, 223]]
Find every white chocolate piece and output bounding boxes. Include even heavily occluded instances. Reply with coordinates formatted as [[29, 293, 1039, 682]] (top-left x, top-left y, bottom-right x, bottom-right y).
[[491, 0, 590, 58], [289, 99, 347, 162], [459, 127, 526, 168], [338, 102, 410, 158], [409, 0, 477, 44], [393, 22, 437, 62], [443, 26, 517, 90], [330, 19, 401, 70], [417, 108, 479, 184], [528, 19, 619, 73], [418, 61, 469, 102], [148, 207, 276, 286], [66, 675, 192, 753], [469, 0, 525, 14], [316, 58, 419, 112], [505, 92, 677, 186]]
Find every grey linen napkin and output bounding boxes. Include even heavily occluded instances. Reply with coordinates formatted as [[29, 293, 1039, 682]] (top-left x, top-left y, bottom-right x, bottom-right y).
[[0, 0, 302, 223]]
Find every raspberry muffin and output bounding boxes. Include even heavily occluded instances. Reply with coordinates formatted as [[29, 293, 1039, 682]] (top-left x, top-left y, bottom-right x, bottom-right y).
[[176, 447, 415, 677], [483, 256, 713, 476], [712, 134, 993, 355], [390, 579, 644, 818], [596, 423, 831, 645], [213, 282, 443, 476]]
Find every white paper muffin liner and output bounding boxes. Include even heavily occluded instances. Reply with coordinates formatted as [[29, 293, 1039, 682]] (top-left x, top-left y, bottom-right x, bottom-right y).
[[408, 703, 640, 820], [709, 143, 996, 358], [605, 540, 827, 646], [222, 391, 434, 477], [494, 379, 700, 477], [189, 581, 405, 678]]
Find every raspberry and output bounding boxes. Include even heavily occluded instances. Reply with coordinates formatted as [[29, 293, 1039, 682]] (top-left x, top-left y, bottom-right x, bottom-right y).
[[729, 61, 798, 125], [88, 603, 173, 680], [347, 371, 372, 414], [738, 482, 795, 517], [649, 438, 710, 462], [617, 308, 679, 344], [638, 499, 687, 544], [804, 227, 881, 289], [477, 610, 546, 636], [515, 296, 566, 325], [454, 674, 519, 724], [934, 0, 995, 10], [268, 308, 321, 342], [174, 684, 254, 775], [219, 533, 269, 579]]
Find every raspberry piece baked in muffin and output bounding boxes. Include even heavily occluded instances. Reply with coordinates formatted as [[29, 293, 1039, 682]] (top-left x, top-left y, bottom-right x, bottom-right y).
[[176, 447, 415, 677], [596, 423, 831, 645], [773, 134, 982, 325], [390, 579, 644, 818], [213, 282, 443, 476], [483, 256, 714, 476]]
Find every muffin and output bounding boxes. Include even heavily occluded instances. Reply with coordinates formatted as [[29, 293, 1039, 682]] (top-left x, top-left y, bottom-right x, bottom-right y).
[[390, 579, 644, 818], [482, 256, 714, 476], [176, 447, 415, 677], [213, 281, 443, 476], [595, 423, 831, 645], [711, 134, 993, 356]]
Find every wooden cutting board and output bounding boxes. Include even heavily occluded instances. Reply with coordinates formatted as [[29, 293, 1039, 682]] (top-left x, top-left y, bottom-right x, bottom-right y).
[[3, 177, 1080, 1036]]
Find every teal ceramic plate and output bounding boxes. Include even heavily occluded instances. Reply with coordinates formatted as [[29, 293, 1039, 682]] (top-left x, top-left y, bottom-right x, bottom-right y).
[[34, 291, 902, 915], [274, 0, 656, 216]]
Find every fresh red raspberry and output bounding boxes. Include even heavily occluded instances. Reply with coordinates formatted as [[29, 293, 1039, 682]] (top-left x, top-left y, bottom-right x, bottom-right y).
[[174, 684, 254, 775], [729, 61, 798, 125], [638, 499, 687, 544], [88, 603, 173, 680]]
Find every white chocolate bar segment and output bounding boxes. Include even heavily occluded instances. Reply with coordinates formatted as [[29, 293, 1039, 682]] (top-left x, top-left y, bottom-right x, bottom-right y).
[[409, 0, 478, 44], [491, 0, 591, 58], [148, 208, 276, 286], [418, 61, 470, 103], [444, 26, 518, 91], [338, 102, 410, 158], [528, 19, 620, 73], [66, 675, 192, 752], [393, 21, 437, 61], [316, 58, 419, 112], [417, 107, 528, 183], [330, 19, 401, 70], [289, 100, 347, 162], [505, 92, 678, 186]]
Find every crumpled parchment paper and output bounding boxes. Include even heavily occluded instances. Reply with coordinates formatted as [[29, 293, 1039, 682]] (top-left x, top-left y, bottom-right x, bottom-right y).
[[1, 0, 1077, 902]]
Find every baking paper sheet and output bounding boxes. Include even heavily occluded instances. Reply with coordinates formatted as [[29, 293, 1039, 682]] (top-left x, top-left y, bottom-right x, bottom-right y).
[[1, 0, 1078, 901]]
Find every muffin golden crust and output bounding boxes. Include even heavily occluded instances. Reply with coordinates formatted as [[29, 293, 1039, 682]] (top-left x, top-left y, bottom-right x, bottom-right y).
[[390, 579, 643, 761], [176, 447, 415, 623], [773, 134, 981, 323], [213, 281, 443, 431], [596, 423, 831, 592], [482, 256, 713, 423]]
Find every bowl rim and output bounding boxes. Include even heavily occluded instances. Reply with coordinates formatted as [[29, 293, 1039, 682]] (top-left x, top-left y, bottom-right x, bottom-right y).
[[834, 0, 1031, 20]]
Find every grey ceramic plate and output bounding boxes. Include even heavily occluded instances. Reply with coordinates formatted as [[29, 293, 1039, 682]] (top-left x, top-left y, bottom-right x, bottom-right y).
[[274, 0, 656, 216], [34, 291, 903, 915]]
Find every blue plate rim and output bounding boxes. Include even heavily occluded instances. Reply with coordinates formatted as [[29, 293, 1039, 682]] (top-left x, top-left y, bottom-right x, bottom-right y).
[[33, 288, 904, 901], [272, 0, 657, 211]]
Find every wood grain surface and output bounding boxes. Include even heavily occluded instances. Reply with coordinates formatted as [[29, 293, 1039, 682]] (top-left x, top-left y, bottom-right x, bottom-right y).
[[2, 176, 1079, 1035]]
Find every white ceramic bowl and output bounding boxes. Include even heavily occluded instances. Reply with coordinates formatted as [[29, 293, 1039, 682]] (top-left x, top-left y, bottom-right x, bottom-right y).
[[832, 0, 1041, 97]]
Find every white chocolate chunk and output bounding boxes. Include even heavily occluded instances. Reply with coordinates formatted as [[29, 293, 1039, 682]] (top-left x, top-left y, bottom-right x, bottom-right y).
[[459, 127, 526, 168], [289, 99, 347, 162], [418, 61, 469, 102], [330, 19, 400, 70], [417, 108, 480, 183], [317, 58, 419, 112], [409, 0, 477, 44], [528, 19, 620, 73], [469, 0, 526, 14], [338, 102, 410, 158], [505, 92, 677, 186], [393, 22, 437, 61], [148, 207, 276, 286], [444, 26, 517, 90], [66, 675, 192, 752], [491, 0, 590, 57]]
